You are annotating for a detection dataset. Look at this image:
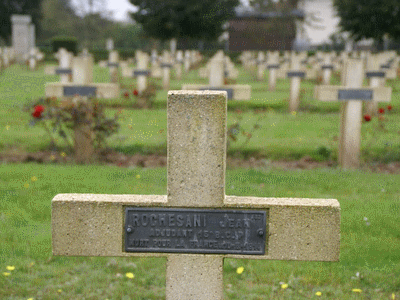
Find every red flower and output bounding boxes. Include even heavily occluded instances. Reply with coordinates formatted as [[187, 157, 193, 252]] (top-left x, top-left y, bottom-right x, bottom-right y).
[[32, 105, 44, 119], [133, 89, 139, 96], [363, 114, 371, 122], [124, 92, 129, 98], [387, 105, 393, 111], [378, 108, 385, 114]]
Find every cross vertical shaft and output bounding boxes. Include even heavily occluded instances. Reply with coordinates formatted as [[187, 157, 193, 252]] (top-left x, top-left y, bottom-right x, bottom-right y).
[[166, 90, 227, 299]]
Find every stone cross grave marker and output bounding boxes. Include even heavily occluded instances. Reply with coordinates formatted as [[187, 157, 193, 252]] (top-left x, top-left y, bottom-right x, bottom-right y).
[[55, 48, 72, 83], [314, 59, 392, 169], [133, 51, 150, 95], [287, 53, 306, 112], [256, 51, 265, 81], [175, 50, 183, 80], [161, 51, 173, 90], [320, 53, 334, 85], [365, 54, 389, 115], [184, 50, 191, 72], [45, 53, 119, 99], [266, 51, 280, 91], [28, 47, 37, 71], [108, 50, 119, 83], [182, 56, 251, 100], [52, 90, 340, 299]]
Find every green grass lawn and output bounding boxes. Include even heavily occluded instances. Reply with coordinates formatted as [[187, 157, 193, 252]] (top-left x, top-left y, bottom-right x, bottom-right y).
[[1, 164, 400, 299], [1, 63, 400, 163], [0, 61, 400, 299]]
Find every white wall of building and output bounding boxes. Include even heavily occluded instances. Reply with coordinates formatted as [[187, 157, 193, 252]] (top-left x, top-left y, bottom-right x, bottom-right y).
[[298, 0, 340, 46]]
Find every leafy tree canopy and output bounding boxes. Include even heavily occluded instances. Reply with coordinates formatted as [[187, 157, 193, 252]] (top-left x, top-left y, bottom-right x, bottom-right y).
[[129, 0, 239, 41], [333, 0, 400, 42], [0, 0, 42, 43]]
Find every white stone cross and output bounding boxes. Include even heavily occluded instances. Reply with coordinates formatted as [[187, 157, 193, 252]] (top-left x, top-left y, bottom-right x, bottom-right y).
[[108, 50, 119, 83], [266, 51, 280, 91], [52, 90, 340, 299], [314, 59, 392, 168], [182, 55, 251, 100], [45, 53, 120, 99], [133, 51, 150, 95], [287, 53, 306, 112]]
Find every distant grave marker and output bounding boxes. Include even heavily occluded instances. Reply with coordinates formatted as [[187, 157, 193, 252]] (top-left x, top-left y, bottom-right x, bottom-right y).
[[314, 59, 392, 168]]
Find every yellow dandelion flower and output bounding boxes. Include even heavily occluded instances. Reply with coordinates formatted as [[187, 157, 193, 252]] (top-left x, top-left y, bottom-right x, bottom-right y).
[[236, 267, 244, 274], [24, 183, 29, 188], [281, 283, 288, 289], [391, 293, 395, 300], [61, 152, 66, 157], [315, 291, 322, 296], [3, 272, 10, 276], [28, 262, 35, 267], [352, 289, 362, 293], [126, 272, 135, 279], [57, 289, 62, 293], [6, 125, 10, 130], [31, 176, 37, 182], [291, 111, 297, 116], [136, 174, 140, 179], [27, 298, 34, 300], [6, 266, 15, 271]]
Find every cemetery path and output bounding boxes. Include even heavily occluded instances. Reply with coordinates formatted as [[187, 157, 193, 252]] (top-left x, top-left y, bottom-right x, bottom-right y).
[[1, 150, 400, 174]]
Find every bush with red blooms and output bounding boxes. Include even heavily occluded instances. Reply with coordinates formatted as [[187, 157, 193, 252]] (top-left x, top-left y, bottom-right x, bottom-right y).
[[378, 108, 385, 114], [120, 81, 159, 108], [24, 96, 119, 150], [387, 105, 392, 111], [363, 114, 371, 122], [32, 105, 45, 118]]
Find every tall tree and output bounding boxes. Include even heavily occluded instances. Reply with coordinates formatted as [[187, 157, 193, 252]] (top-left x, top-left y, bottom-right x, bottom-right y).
[[0, 0, 42, 43], [333, 0, 400, 42], [40, 0, 79, 41], [129, 0, 239, 41]]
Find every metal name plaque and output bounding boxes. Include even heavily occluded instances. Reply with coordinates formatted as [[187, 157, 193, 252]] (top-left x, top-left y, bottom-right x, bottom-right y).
[[161, 63, 173, 68], [366, 71, 385, 78], [321, 65, 334, 70], [56, 68, 72, 75], [63, 86, 97, 97], [267, 64, 280, 69], [133, 70, 150, 77], [108, 62, 119, 68], [338, 89, 373, 101], [199, 87, 233, 100], [125, 208, 267, 255], [287, 71, 305, 78]]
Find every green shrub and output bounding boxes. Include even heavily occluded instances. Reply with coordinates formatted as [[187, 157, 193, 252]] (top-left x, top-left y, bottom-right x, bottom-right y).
[[51, 36, 78, 55]]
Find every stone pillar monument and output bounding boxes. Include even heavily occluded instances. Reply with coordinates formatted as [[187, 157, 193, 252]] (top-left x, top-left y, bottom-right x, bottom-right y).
[[11, 15, 33, 62]]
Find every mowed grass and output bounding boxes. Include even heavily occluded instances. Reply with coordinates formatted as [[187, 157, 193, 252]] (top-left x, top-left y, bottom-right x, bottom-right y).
[[1, 63, 400, 162], [0, 61, 400, 299], [1, 163, 400, 299]]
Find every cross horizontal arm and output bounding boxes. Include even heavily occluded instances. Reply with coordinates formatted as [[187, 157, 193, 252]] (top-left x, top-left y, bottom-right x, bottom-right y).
[[52, 194, 340, 262], [314, 85, 391, 102]]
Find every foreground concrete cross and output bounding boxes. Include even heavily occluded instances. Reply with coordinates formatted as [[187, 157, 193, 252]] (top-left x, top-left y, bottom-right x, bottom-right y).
[[314, 59, 392, 169], [52, 91, 340, 299]]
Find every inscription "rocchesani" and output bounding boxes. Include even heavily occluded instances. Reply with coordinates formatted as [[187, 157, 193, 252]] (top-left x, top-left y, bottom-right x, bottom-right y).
[[124, 208, 268, 255]]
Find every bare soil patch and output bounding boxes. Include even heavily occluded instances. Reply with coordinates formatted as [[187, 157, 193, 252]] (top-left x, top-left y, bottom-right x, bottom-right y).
[[1, 150, 400, 174]]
